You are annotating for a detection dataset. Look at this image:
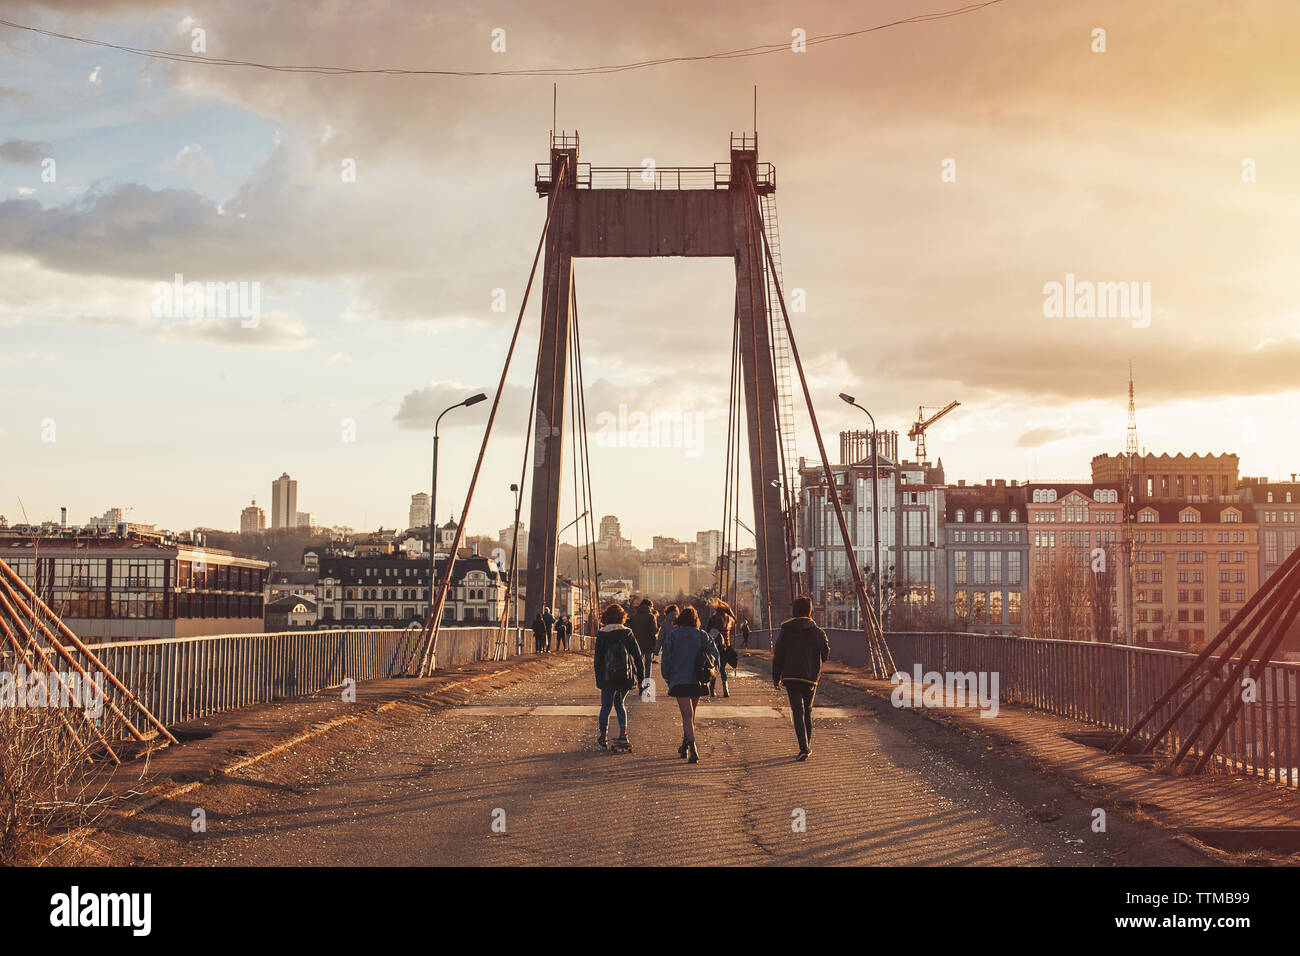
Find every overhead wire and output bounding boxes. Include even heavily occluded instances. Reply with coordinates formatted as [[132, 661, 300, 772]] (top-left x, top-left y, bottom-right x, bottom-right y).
[[0, 4, 1007, 78]]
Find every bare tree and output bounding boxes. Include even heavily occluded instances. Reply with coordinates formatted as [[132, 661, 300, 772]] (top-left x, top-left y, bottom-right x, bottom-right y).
[[1087, 543, 1118, 643], [1028, 547, 1093, 641]]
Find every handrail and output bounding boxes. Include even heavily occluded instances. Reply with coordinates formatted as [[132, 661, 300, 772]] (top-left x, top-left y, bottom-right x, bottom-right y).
[[536, 161, 776, 193]]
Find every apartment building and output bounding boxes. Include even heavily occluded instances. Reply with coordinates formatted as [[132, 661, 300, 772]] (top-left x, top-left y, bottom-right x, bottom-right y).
[[944, 481, 1030, 635]]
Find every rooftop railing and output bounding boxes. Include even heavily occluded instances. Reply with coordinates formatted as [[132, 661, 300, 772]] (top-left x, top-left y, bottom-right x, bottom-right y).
[[535, 161, 775, 194]]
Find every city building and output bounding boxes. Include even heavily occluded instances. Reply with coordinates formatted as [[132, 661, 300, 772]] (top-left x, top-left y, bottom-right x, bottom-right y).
[[1091, 451, 1265, 650], [1242, 480, 1300, 586], [640, 559, 692, 600], [409, 492, 431, 531], [84, 507, 125, 532], [596, 515, 634, 552], [649, 537, 690, 562], [943, 480, 1030, 635], [893, 458, 947, 624], [731, 548, 760, 620], [315, 550, 507, 626], [2, 530, 269, 641], [295, 512, 317, 530], [436, 515, 460, 551], [1128, 499, 1259, 651], [271, 472, 298, 529], [264, 595, 318, 631], [266, 569, 318, 603], [240, 499, 266, 535], [798, 437, 946, 629], [694, 530, 722, 571], [498, 521, 528, 557], [1092, 452, 1241, 503], [597, 577, 633, 603], [1024, 483, 1124, 642]]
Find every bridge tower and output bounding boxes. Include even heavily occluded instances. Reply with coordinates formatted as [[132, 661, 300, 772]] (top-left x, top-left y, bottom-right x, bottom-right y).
[[526, 132, 792, 626]]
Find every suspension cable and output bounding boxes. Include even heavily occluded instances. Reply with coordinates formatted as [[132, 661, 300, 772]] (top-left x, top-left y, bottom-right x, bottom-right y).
[[718, 292, 741, 602], [570, 283, 601, 634], [742, 167, 894, 676], [409, 159, 568, 676]]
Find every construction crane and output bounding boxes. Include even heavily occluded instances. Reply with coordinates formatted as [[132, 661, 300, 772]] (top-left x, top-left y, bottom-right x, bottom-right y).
[[908, 401, 960, 462]]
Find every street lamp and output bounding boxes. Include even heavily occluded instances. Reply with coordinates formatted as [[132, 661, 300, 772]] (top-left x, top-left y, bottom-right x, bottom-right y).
[[552, 510, 588, 624], [429, 392, 488, 616], [508, 482, 522, 653], [559, 510, 589, 536], [839, 393, 882, 628]]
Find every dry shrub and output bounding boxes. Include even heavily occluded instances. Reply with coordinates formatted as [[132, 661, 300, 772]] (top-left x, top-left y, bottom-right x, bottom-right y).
[[0, 704, 140, 865]]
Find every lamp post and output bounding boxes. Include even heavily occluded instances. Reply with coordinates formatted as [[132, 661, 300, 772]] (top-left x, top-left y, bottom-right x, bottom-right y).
[[839, 393, 882, 629], [555, 510, 588, 624], [429, 392, 488, 617], [508, 482, 522, 653]]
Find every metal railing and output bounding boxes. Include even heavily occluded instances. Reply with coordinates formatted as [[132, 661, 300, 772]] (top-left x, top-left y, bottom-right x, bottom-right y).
[[47, 626, 520, 734], [535, 162, 776, 193], [754, 628, 1300, 787], [881, 631, 1300, 786]]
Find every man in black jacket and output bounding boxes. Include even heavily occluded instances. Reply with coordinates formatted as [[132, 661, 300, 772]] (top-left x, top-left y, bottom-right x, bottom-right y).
[[772, 595, 830, 761], [628, 599, 659, 684]]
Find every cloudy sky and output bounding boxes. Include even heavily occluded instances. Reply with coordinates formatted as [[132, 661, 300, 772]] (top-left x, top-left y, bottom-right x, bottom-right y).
[[1, 0, 1298, 546]]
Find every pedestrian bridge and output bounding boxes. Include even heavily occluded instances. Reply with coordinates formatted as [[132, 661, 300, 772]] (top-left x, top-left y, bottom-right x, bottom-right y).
[[62, 623, 1300, 790]]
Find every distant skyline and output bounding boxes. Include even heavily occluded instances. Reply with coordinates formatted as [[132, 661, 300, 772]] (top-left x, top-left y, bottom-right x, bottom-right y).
[[2, 1, 1298, 544]]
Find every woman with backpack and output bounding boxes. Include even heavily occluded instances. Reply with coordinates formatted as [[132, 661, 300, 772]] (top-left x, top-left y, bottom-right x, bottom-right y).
[[593, 604, 645, 751], [659, 605, 717, 764]]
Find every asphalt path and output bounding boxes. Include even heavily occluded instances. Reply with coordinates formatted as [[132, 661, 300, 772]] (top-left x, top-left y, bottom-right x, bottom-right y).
[[104, 652, 1209, 866]]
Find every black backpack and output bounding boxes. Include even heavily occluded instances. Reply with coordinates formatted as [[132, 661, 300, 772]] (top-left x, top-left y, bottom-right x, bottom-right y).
[[604, 638, 637, 687]]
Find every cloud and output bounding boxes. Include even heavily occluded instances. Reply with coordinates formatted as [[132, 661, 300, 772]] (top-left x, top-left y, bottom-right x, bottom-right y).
[[150, 310, 314, 348], [160, 143, 214, 180], [392, 372, 725, 439], [87, 66, 101, 85], [1016, 424, 1102, 449], [394, 381, 511, 432], [0, 139, 52, 164], [0, 254, 314, 348]]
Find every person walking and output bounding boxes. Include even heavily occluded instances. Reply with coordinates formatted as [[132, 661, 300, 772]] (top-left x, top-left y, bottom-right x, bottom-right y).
[[530, 612, 546, 654], [653, 603, 678, 657], [659, 605, 717, 764], [628, 598, 659, 689], [593, 604, 644, 751], [739, 620, 751, 649], [706, 602, 736, 698], [772, 595, 831, 762], [555, 614, 568, 651], [541, 605, 555, 653]]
